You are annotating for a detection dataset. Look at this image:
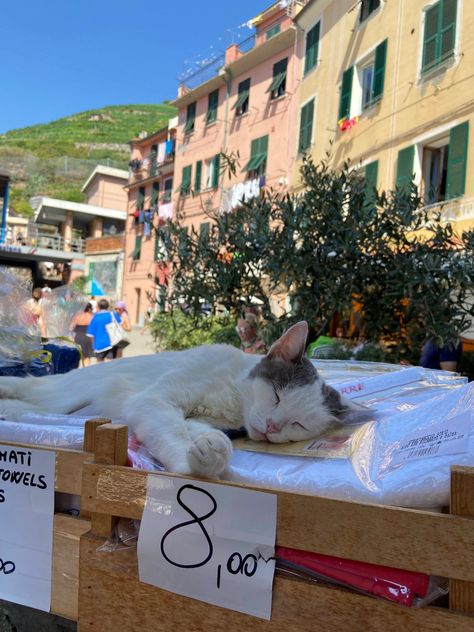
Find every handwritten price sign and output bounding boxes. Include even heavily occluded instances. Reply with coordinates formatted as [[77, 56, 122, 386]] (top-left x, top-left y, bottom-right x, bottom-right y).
[[138, 475, 277, 619]]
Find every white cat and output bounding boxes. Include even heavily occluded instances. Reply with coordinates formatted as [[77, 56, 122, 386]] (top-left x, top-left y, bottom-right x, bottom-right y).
[[0, 321, 359, 477]]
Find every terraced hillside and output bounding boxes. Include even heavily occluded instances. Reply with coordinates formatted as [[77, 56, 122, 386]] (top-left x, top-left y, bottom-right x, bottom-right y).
[[0, 103, 176, 214]]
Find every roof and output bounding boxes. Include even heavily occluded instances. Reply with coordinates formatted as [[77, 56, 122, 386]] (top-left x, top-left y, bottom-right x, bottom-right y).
[[81, 165, 129, 193], [32, 197, 127, 225]]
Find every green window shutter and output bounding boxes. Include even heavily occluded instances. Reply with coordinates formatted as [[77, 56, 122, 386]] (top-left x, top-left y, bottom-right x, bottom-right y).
[[151, 182, 160, 206], [137, 186, 145, 210], [132, 235, 142, 261], [339, 66, 353, 120], [163, 179, 173, 202], [245, 136, 268, 172], [446, 121, 469, 199], [441, 0, 457, 61], [195, 160, 202, 193], [364, 160, 379, 194], [372, 39, 387, 102], [184, 102, 196, 134], [267, 58, 288, 94], [298, 99, 315, 153], [422, 3, 440, 72], [206, 90, 219, 124], [181, 165, 192, 195], [304, 22, 320, 75], [396, 146, 415, 191], [212, 154, 220, 189], [199, 222, 210, 242]]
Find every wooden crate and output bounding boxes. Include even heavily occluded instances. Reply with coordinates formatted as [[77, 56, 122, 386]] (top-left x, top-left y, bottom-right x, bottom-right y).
[[78, 429, 474, 631], [0, 418, 125, 621]]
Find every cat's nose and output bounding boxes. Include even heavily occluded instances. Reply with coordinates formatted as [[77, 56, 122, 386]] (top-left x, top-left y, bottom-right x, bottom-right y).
[[266, 419, 278, 434]]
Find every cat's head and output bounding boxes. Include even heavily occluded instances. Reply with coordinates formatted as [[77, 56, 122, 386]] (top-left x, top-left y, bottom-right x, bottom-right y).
[[243, 321, 356, 443]]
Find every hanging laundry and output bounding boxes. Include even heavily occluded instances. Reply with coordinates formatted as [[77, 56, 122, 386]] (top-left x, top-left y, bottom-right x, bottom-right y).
[[144, 221, 151, 238], [165, 139, 174, 157], [157, 142, 167, 164], [138, 210, 146, 224]]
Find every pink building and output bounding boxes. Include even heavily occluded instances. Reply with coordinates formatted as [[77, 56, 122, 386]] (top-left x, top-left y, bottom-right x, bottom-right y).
[[171, 1, 303, 231], [122, 123, 176, 325]]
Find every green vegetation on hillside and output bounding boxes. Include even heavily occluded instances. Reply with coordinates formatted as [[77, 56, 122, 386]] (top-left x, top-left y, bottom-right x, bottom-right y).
[[0, 103, 176, 159], [0, 103, 176, 216]]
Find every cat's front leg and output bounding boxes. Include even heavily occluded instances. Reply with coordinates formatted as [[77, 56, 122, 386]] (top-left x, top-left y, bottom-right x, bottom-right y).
[[187, 420, 233, 478]]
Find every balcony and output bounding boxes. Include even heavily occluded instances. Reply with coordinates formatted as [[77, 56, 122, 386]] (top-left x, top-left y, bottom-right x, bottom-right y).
[[424, 197, 474, 225], [8, 224, 85, 254], [129, 140, 175, 184]]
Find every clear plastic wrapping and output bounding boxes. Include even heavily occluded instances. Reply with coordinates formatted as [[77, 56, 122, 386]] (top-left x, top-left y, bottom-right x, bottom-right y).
[[40, 286, 87, 339], [0, 421, 84, 449]]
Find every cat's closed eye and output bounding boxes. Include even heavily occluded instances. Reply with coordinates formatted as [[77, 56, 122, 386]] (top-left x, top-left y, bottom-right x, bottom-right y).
[[273, 387, 280, 406], [292, 421, 307, 430]]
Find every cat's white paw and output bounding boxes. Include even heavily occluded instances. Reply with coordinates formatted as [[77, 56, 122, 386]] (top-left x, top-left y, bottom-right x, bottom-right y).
[[187, 431, 232, 478]]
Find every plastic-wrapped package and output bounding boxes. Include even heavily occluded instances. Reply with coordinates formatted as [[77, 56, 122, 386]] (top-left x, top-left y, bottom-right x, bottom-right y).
[[0, 421, 84, 449], [226, 366, 474, 509], [41, 286, 87, 339], [18, 413, 91, 427]]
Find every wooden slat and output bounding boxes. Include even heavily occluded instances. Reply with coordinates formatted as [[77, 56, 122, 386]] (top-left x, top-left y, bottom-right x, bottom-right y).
[[51, 514, 90, 620], [81, 463, 474, 582], [78, 533, 474, 632], [450, 466, 474, 613]]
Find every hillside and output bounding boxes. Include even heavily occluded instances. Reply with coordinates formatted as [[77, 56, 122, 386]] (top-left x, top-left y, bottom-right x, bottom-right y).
[[0, 103, 177, 159], [0, 103, 176, 215]]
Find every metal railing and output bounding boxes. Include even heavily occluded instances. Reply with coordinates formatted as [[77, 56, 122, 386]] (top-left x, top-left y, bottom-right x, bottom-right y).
[[423, 197, 474, 223], [10, 224, 85, 253]]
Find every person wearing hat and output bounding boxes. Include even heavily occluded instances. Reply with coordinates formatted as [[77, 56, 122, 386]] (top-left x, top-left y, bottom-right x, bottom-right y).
[[114, 301, 132, 358]]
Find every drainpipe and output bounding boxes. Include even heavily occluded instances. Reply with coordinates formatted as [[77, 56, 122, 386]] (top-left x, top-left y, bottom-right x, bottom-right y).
[[0, 180, 9, 244], [219, 68, 233, 211]]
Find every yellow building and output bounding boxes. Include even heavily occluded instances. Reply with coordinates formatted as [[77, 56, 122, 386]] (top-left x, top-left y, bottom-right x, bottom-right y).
[[293, 0, 474, 232]]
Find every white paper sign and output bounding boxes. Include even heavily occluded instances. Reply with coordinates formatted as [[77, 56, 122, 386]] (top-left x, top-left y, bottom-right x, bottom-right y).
[[138, 474, 277, 620], [390, 412, 471, 468], [0, 444, 55, 611]]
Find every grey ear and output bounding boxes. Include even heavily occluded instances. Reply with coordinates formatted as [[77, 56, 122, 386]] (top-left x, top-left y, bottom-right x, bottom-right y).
[[321, 383, 351, 419], [267, 321, 308, 363], [322, 383, 369, 422]]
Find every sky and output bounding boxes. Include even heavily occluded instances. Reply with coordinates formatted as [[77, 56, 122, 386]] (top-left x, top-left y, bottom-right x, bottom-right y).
[[0, 0, 270, 134]]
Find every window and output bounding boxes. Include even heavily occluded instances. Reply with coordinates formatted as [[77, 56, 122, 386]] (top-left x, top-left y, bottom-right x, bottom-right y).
[[184, 102, 196, 134], [151, 182, 160, 206], [195, 160, 202, 193], [422, 141, 449, 204], [204, 154, 221, 190], [360, 0, 380, 23], [233, 78, 250, 116], [180, 166, 192, 195], [244, 135, 268, 179], [206, 90, 219, 125], [422, 0, 457, 75], [266, 23, 281, 39], [267, 58, 288, 100], [132, 235, 142, 261], [163, 178, 173, 203], [304, 22, 320, 75], [339, 39, 387, 120], [137, 186, 146, 211], [298, 99, 315, 154], [149, 145, 158, 176]]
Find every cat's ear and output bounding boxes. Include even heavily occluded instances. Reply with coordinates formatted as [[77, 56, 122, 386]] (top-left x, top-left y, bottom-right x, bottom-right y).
[[267, 321, 308, 363]]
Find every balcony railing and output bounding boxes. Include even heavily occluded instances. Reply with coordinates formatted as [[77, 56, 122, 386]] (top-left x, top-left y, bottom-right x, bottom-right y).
[[424, 197, 474, 223], [11, 224, 85, 253], [129, 142, 175, 183]]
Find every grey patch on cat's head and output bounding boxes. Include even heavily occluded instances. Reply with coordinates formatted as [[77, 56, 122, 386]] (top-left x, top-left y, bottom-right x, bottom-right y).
[[321, 382, 350, 418], [249, 356, 318, 390]]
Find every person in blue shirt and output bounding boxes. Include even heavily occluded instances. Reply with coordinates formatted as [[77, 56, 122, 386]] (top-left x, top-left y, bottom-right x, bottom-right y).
[[419, 338, 462, 372], [86, 298, 121, 362]]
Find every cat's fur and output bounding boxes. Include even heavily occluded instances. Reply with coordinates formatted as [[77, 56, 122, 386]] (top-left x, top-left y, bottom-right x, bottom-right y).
[[0, 321, 359, 477]]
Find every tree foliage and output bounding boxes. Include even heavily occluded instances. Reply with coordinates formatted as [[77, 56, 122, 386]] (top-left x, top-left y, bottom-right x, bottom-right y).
[[155, 155, 474, 358]]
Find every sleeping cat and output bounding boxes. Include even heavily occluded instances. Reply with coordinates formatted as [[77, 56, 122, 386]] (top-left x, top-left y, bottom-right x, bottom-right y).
[[0, 321, 359, 477]]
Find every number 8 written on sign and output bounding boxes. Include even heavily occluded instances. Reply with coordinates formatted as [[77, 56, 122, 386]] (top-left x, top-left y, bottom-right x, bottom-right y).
[[159, 484, 275, 589]]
